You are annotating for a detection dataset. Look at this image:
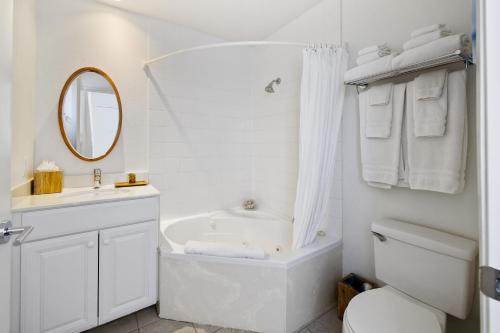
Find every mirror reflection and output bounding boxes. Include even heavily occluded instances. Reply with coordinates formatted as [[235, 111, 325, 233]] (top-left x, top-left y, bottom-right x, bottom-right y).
[[59, 69, 121, 161]]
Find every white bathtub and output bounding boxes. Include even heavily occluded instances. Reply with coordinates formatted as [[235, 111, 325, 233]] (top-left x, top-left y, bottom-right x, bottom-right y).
[[158, 209, 342, 333]]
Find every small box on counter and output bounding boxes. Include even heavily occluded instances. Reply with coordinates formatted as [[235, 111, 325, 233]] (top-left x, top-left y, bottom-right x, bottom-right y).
[[33, 171, 64, 195]]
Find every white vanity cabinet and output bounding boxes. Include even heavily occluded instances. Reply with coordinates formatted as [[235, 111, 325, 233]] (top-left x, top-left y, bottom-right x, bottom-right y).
[[21, 231, 99, 333], [11, 186, 160, 333], [99, 221, 157, 324]]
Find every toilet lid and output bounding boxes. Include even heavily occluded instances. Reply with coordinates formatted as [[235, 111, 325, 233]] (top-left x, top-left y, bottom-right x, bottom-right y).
[[344, 287, 443, 333]]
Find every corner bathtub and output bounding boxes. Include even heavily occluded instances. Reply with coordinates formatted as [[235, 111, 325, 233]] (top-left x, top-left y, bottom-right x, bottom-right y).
[[158, 210, 342, 333]]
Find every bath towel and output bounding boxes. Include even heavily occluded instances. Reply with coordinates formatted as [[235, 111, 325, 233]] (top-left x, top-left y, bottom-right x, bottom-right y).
[[345, 53, 397, 82], [413, 69, 449, 137], [365, 83, 394, 138], [410, 24, 446, 38], [403, 29, 452, 51], [184, 240, 267, 259], [406, 70, 468, 194], [360, 83, 407, 187], [392, 34, 471, 70], [358, 43, 390, 56], [357, 50, 392, 65]]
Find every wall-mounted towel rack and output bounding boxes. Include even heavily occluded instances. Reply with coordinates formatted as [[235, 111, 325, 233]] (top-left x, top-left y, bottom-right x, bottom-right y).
[[344, 50, 472, 87]]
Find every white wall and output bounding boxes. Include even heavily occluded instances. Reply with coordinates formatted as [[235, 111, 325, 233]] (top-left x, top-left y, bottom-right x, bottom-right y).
[[342, 0, 478, 276], [36, 0, 144, 175], [12, 0, 36, 193], [35, 0, 231, 179], [265, 0, 479, 331], [0, 0, 13, 330]]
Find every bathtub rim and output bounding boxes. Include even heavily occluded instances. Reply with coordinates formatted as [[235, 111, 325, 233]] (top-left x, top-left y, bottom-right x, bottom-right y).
[[159, 210, 342, 269]]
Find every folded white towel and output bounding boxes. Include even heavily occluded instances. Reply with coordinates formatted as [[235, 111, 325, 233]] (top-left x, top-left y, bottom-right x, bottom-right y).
[[357, 50, 392, 65], [406, 70, 467, 194], [410, 24, 446, 38], [358, 43, 390, 56], [414, 70, 449, 137], [345, 53, 397, 82], [360, 83, 406, 187], [393, 34, 471, 70], [403, 29, 452, 50], [366, 83, 394, 138], [184, 240, 267, 259]]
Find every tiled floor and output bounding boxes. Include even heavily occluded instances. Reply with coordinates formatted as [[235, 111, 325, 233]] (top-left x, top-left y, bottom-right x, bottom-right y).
[[84, 306, 342, 333]]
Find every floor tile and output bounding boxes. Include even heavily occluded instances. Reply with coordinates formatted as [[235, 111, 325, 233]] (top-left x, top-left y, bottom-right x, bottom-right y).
[[137, 306, 161, 328], [140, 319, 196, 333], [216, 328, 253, 333], [193, 323, 222, 333], [296, 328, 312, 333], [307, 309, 342, 333], [85, 314, 138, 333]]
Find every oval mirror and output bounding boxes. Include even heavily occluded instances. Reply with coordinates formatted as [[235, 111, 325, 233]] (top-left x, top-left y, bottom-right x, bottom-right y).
[[58, 67, 122, 161]]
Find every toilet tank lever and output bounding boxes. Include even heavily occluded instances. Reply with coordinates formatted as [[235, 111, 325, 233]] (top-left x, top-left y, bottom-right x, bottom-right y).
[[371, 231, 387, 242]]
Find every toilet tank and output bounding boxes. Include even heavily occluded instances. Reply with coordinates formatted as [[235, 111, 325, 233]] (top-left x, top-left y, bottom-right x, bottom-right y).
[[372, 219, 478, 319]]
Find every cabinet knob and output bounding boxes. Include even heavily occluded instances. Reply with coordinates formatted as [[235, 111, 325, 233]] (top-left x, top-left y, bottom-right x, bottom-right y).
[[87, 241, 95, 248], [103, 239, 110, 246]]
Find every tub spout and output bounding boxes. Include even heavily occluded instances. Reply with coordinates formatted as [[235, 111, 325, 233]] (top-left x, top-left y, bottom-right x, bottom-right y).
[[243, 199, 256, 210]]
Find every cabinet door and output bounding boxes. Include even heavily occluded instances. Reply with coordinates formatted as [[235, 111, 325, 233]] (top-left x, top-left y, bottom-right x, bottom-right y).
[[21, 231, 98, 333], [99, 221, 157, 324]]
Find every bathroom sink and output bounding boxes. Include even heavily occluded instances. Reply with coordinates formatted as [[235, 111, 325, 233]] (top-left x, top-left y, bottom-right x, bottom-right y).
[[58, 187, 131, 200]]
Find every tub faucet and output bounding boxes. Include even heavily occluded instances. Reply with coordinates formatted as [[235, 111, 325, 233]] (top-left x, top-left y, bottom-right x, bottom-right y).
[[93, 169, 102, 189], [243, 199, 256, 210]]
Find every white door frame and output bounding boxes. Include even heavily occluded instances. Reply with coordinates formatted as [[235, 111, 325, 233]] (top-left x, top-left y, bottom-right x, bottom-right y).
[[0, 1, 14, 332], [478, 0, 500, 332]]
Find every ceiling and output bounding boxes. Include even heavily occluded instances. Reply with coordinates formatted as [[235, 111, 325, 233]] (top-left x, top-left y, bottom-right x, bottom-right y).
[[94, 0, 324, 40]]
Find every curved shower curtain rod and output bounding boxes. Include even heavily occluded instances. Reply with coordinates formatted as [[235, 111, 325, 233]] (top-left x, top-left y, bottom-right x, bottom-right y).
[[143, 41, 326, 67]]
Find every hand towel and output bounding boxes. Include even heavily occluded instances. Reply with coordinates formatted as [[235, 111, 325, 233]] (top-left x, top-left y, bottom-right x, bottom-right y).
[[410, 24, 446, 38], [403, 29, 452, 50], [360, 83, 406, 187], [366, 83, 394, 138], [357, 50, 392, 65], [358, 43, 390, 56], [345, 53, 397, 83], [393, 34, 471, 70], [406, 70, 468, 194], [184, 240, 267, 259], [414, 69, 449, 137]]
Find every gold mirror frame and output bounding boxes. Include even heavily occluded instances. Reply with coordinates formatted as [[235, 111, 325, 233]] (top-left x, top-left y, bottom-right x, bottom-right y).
[[58, 67, 123, 162]]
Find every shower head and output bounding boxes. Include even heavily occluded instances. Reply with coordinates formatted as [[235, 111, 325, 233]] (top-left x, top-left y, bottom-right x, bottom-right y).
[[265, 78, 281, 93]]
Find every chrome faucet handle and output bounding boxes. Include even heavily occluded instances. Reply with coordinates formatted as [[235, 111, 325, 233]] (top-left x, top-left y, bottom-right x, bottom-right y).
[[93, 169, 102, 188]]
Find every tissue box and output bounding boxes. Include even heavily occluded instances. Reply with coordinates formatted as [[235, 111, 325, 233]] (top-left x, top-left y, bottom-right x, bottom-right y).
[[34, 171, 63, 195]]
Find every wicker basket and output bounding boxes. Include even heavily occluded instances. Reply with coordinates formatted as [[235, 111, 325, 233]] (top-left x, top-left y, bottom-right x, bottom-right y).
[[337, 273, 377, 320]]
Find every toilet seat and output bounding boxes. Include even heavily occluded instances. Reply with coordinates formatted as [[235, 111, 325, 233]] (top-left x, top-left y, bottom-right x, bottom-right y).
[[343, 286, 445, 333]]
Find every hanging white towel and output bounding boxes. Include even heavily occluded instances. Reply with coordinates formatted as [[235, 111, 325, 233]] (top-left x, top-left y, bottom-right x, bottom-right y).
[[358, 43, 390, 56], [406, 70, 467, 194], [393, 34, 471, 70], [410, 24, 446, 38], [345, 53, 397, 82], [360, 83, 406, 187], [366, 83, 394, 138], [184, 240, 267, 259], [403, 29, 452, 50], [414, 69, 449, 137]]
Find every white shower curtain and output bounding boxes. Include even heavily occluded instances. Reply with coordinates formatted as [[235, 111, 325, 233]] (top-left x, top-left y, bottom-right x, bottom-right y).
[[293, 46, 348, 249]]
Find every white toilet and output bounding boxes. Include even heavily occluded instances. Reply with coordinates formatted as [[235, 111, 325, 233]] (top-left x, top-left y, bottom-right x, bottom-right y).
[[343, 219, 478, 333]]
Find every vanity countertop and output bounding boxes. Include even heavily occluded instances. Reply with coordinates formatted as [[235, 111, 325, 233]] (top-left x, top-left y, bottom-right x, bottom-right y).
[[11, 185, 160, 213]]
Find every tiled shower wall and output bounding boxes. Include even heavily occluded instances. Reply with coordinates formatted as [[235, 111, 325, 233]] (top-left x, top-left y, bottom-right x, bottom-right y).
[[148, 43, 343, 239], [252, 46, 343, 237], [147, 47, 256, 219]]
